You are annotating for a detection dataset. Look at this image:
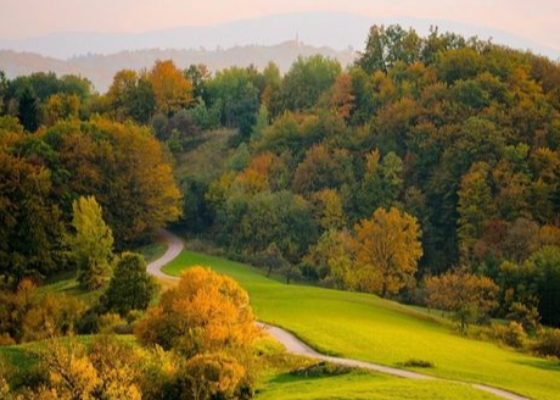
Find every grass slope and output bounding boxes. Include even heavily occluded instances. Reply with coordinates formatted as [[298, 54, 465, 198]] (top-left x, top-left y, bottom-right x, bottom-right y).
[[163, 250, 560, 400], [258, 372, 500, 400]]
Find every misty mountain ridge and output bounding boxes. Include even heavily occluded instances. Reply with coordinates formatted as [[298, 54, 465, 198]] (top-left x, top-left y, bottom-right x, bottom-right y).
[[1, 12, 559, 93], [0, 41, 356, 92], [1, 12, 558, 60]]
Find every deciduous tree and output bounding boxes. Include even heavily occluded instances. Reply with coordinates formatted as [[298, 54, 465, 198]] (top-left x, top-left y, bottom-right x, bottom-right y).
[[135, 267, 258, 356], [353, 207, 422, 297], [150, 60, 193, 115], [69, 196, 114, 290], [425, 268, 499, 332]]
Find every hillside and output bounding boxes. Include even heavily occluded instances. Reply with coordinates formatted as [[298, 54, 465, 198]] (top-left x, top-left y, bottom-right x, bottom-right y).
[[162, 250, 560, 400]]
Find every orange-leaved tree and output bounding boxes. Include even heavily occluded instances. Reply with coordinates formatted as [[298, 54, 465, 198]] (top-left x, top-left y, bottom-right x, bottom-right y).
[[150, 60, 193, 115], [425, 268, 499, 332], [135, 267, 258, 357]]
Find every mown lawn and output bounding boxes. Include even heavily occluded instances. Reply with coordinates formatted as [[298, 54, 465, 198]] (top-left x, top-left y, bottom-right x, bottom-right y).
[[163, 250, 560, 400]]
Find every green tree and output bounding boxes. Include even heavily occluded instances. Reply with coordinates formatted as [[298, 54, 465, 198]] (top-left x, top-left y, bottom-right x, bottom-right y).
[[278, 55, 341, 111], [207, 67, 260, 140], [104, 252, 158, 316], [106, 70, 155, 124], [304, 229, 355, 288], [457, 162, 494, 262], [0, 131, 67, 281], [69, 196, 114, 290], [527, 246, 560, 327], [357, 25, 421, 73], [185, 64, 211, 102], [251, 104, 269, 141], [17, 86, 39, 132], [358, 150, 404, 218]]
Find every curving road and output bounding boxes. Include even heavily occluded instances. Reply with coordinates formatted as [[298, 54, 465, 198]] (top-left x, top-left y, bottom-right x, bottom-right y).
[[147, 229, 184, 279], [147, 230, 532, 400]]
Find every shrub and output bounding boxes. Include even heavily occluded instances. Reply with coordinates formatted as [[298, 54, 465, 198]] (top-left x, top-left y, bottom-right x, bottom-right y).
[[400, 359, 435, 368], [174, 353, 246, 400], [0, 334, 15, 346], [533, 329, 560, 358], [506, 302, 540, 334], [290, 361, 352, 377], [493, 322, 527, 349], [98, 313, 127, 334]]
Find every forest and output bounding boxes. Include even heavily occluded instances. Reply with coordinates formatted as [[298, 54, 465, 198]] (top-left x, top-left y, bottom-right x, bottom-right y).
[[1, 24, 560, 400]]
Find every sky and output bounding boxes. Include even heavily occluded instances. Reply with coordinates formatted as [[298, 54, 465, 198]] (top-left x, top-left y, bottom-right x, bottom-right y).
[[0, 0, 558, 51]]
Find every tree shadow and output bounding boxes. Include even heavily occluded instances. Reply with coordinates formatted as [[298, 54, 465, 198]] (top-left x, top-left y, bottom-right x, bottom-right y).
[[513, 358, 560, 372]]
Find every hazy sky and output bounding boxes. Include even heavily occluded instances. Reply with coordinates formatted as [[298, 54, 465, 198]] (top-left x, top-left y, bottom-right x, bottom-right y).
[[0, 0, 558, 50]]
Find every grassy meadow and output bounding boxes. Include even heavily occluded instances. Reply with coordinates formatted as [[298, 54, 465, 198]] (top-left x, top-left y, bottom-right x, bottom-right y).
[[163, 250, 560, 400]]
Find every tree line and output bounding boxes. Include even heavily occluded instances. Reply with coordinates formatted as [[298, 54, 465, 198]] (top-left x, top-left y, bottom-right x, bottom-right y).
[[2, 24, 560, 334], [2, 23, 560, 398]]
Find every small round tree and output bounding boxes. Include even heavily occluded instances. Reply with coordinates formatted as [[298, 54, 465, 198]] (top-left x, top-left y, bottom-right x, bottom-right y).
[[104, 252, 158, 317]]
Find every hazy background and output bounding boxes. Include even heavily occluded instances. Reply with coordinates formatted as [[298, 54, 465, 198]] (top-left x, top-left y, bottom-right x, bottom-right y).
[[0, 0, 558, 56], [0, 0, 558, 92], [0, 0, 558, 49]]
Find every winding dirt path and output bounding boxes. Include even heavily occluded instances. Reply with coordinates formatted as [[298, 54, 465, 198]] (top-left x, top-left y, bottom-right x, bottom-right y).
[[147, 229, 184, 279], [147, 230, 532, 400]]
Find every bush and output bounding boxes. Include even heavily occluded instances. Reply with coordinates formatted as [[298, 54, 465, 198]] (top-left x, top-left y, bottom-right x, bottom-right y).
[[506, 302, 540, 334], [173, 353, 246, 400], [290, 361, 352, 377], [0, 334, 15, 346], [493, 322, 527, 349], [533, 329, 560, 358], [76, 308, 101, 334], [400, 359, 435, 368], [98, 313, 127, 334]]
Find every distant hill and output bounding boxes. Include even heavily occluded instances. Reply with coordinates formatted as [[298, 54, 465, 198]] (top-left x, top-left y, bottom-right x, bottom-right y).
[[0, 41, 356, 92], [0, 12, 558, 61]]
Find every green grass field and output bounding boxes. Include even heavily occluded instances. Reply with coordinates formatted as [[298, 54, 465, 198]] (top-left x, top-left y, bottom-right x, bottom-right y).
[[257, 372, 501, 400], [163, 250, 560, 400], [253, 337, 499, 400]]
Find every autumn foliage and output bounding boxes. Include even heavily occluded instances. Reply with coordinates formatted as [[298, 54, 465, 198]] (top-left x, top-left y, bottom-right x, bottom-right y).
[[425, 268, 499, 331], [352, 207, 423, 297], [135, 267, 258, 356]]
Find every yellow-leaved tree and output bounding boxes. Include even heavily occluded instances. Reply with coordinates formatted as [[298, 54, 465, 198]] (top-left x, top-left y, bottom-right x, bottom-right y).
[[352, 207, 422, 297], [135, 267, 258, 356], [39, 339, 100, 400]]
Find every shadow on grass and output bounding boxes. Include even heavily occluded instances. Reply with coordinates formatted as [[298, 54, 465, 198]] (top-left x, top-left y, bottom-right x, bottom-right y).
[[513, 358, 560, 372]]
